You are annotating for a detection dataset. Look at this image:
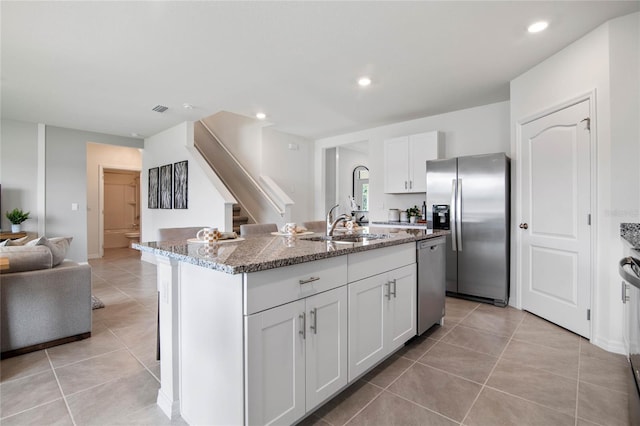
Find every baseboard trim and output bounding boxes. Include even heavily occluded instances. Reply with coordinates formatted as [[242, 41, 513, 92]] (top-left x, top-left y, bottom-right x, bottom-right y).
[[157, 389, 180, 419], [1, 332, 91, 359], [590, 335, 626, 355]]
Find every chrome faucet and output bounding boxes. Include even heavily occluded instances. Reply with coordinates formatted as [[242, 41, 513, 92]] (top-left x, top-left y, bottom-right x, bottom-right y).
[[326, 204, 350, 237]]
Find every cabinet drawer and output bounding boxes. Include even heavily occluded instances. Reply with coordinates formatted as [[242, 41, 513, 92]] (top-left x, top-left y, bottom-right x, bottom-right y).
[[244, 256, 348, 315], [348, 243, 415, 283]]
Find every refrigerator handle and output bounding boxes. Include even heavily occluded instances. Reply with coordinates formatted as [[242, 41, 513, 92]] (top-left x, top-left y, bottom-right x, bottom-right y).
[[456, 179, 462, 251], [451, 179, 457, 252]]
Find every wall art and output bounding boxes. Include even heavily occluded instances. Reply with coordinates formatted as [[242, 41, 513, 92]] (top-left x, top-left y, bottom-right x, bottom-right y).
[[148, 167, 159, 209], [173, 160, 188, 209], [159, 164, 173, 209]]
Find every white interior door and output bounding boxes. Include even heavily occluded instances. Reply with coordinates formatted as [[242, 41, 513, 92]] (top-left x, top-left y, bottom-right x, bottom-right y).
[[519, 99, 591, 338]]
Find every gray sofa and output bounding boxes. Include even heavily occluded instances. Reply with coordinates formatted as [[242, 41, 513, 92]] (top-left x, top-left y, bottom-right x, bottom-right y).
[[0, 244, 92, 358]]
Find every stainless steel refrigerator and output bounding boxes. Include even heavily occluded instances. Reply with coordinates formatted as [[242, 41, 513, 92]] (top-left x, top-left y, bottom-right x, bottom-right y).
[[426, 153, 510, 306]]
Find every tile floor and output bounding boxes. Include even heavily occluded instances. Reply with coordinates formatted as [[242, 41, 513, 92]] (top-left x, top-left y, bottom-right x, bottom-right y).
[[0, 247, 632, 425]]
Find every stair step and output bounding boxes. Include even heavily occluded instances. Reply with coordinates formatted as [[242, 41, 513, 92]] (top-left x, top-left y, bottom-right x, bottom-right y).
[[233, 216, 249, 225], [233, 226, 241, 233], [233, 205, 241, 214]]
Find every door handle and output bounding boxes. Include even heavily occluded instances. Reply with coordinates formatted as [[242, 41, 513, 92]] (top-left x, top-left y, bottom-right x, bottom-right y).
[[390, 279, 397, 298], [622, 281, 630, 303], [456, 179, 462, 251], [299, 313, 306, 339], [519, 223, 529, 229], [309, 308, 317, 334], [385, 282, 391, 300], [451, 179, 457, 252], [404, 181, 408, 190]]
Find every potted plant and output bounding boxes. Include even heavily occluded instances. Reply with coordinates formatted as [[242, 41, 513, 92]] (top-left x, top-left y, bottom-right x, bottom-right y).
[[6, 208, 30, 233], [407, 205, 420, 224]]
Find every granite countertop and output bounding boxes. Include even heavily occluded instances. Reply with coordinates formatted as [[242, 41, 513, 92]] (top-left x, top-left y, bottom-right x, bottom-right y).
[[134, 227, 448, 274], [621, 223, 640, 248], [370, 221, 429, 228]]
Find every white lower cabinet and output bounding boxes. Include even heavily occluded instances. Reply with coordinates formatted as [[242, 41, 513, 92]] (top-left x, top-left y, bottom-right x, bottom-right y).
[[245, 286, 348, 425], [348, 264, 416, 381]]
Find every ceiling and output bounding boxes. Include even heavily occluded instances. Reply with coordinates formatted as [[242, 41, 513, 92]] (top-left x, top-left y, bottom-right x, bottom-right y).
[[2, 1, 638, 141]]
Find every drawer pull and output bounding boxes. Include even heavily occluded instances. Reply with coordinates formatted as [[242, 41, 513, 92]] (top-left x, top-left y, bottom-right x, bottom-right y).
[[299, 276, 320, 285]]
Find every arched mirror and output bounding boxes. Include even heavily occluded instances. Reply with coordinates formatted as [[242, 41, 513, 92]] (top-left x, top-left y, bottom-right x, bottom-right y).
[[352, 165, 369, 223]]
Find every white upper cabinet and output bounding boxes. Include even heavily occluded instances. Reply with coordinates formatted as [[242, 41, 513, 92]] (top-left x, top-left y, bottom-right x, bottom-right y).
[[384, 131, 443, 193]]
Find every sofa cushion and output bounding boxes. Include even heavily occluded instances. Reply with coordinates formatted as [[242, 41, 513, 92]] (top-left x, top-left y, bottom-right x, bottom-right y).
[[0, 236, 31, 247], [26, 237, 72, 267], [0, 245, 53, 273]]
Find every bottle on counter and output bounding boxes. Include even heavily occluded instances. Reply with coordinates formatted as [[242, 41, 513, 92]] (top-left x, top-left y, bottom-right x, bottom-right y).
[[421, 201, 427, 221]]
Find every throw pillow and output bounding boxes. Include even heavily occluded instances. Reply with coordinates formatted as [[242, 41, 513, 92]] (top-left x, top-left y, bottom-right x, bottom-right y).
[[26, 236, 73, 266], [0, 235, 31, 246]]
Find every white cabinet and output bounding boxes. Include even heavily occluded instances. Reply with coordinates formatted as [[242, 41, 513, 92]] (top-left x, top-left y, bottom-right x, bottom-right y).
[[245, 286, 348, 425], [384, 131, 443, 193], [347, 243, 416, 381]]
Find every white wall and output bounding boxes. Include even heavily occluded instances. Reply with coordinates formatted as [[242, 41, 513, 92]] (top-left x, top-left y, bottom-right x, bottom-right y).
[[202, 112, 316, 224], [86, 142, 142, 258], [314, 101, 510, 220], [262, 127, 314, 223], [142, 122, 229, 241], [0, 119, 39, 232], [510, 12, 639, 353]]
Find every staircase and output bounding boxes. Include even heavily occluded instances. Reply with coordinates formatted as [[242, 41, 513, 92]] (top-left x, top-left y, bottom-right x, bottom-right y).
[[233, 204, 249, 234]]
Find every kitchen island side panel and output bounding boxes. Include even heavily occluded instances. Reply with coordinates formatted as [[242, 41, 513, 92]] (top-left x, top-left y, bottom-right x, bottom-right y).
[[179, 262, 245, 425]]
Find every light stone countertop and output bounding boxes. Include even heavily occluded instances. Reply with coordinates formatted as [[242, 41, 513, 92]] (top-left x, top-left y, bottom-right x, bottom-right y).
[[133, 227, 449, 274], [621, 223, 640, 249]]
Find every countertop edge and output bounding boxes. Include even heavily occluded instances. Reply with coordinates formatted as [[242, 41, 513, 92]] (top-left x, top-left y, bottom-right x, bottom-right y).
[[134, 230, 448, 274]]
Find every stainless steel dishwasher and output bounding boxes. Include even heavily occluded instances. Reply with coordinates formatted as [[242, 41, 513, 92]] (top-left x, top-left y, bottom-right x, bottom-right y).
[[417, 236, 446, 335]]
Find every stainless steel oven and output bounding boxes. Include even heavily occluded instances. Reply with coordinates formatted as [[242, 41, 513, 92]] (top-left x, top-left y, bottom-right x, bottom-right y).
[[620, 256, 640, 424]]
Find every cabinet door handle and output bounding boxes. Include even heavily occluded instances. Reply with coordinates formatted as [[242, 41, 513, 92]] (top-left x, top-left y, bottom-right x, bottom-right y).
[[409, 181, 412, 189], [385, 282, 391, 300], [404, 181, 408, 190], [310, 308, 317, 334], [299, 313, 306, 339], [299, 276, 320, 285], [390, 279, 397, 298]]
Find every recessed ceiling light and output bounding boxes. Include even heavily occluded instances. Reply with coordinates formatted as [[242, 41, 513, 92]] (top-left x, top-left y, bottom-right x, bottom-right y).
[[528, 21, 548, 33], [358, 77, 372, 87], [183, 103, 193, 109], [256, 112, 266, 120], [131, 132, 140, 138]]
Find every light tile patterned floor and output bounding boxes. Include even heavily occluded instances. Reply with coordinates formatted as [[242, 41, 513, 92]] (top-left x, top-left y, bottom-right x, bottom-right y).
[[0, 248, 631, 425]]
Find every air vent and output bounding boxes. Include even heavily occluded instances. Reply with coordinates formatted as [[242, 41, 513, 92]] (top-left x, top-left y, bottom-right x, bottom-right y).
[[152, 105, 168, 113]]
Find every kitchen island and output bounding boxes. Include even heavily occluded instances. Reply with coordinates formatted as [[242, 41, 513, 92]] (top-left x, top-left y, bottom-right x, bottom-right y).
[[134, 227, 447, 425]]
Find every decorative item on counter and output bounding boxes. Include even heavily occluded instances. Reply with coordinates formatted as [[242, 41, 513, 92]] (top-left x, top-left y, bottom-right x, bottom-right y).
[[421, 201, 427, 221], [388, 209, 400, 222], [282, 222, 297, 235], [6, 208, 30, 233], [400, 211, 409, 222], [196, 227, 220, 245], [407, 205, 421, 224]]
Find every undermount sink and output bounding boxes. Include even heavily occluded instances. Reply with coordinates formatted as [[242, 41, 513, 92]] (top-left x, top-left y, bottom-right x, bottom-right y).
[[302, 233, 393, 244]]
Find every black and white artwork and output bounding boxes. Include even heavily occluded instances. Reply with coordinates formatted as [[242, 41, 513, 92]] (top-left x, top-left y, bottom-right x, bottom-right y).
[[173, 160, 188, 209], [159, 164, 173, 209], [148, 167, 159, 209]]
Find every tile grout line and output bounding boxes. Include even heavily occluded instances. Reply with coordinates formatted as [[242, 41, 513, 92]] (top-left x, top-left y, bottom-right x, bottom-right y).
[[338, 304, 480, 426], [45, 348, 78, 426], [460, 308, 527, 425]]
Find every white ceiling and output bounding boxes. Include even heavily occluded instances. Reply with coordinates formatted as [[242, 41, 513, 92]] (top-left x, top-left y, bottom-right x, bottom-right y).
[[2, 1, 638, 140]]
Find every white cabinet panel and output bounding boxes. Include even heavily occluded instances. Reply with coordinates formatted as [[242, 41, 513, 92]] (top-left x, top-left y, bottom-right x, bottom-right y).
[[384, 131, 442, 193], [246, 286, 348, 424], [246, 300, 306, 426], [348, 263, 417, 381], [305, 286, 348, 408], [348, 274, 386, 381], [387, 264, 417, 351]]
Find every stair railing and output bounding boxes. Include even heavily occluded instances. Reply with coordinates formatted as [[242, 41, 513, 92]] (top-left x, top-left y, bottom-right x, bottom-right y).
[[197, 120, 286, 218]]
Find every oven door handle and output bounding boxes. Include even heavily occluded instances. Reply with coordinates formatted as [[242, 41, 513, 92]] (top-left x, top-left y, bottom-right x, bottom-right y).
[[619, 257, 640, 289]]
